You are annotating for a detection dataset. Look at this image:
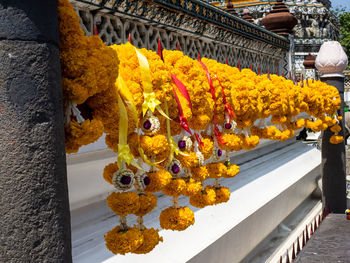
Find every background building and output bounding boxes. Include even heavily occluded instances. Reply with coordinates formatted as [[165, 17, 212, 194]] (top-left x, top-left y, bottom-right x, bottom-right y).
[[210, 0, 340, 79]]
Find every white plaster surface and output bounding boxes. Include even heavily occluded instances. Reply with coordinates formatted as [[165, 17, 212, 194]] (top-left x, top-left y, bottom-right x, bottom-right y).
[[69, 141, 321, 263]]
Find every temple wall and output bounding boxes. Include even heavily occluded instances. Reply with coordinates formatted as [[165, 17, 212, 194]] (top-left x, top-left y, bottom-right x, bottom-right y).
[[71, 0, 289, 74]]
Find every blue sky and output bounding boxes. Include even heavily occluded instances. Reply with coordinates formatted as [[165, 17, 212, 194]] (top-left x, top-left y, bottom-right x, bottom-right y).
[[331, 0, 350, 11]]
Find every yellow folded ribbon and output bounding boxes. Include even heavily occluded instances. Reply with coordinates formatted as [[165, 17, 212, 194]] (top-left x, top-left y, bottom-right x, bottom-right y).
[[134, 46, 171, 120], [117, 74, 159, 167], [117, 144, 135, 167], [142, 91, 161, 115], [117, 91, 141, 170], [117, 75, 138, 121]]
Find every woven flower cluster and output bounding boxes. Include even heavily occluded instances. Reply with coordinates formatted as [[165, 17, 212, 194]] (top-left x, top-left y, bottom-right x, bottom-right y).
[[58, 0, 119, 153], [59, 1, 343, 256]]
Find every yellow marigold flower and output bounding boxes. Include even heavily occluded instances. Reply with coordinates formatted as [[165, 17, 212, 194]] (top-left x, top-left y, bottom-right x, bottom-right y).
[[104, 226, 143, 255], [200, 138, 214, 160], [265, 126, 278, 138], [250, 126, 262, 137], [144, 170, 172, 193], [207, 163, 227, 179], [330, 135, 344, 144], [330, 124, 341, 133], [134, 194, 157, 216], [110, 43, 172, 117], [242, 135, 260, 150], [65, 119, 104, 153], [177, 151, 201, 168], [107, 192, 140, 216], [278, 130, 290, 141], [87, 84, 120, 135], [214, 187, 231, 204], [222, 134, 243, 151], [321, 123, 328, 130], [225, 164, 240, 178], [189, 187, 216, 208], [182, 178, 202, 197], [140, 135, 169, 157], [103, 162, 119, 184], [305, 119, 314, 129], [133, 228, 163, 254], [191, 166, 210, 181], [163, 50, 214, 131], [59, 0, 119, 104], [159, 206, 195, 231], [162, 178, 186, 197], [296, 119, 305, 129], [105, 133, 119, 153]]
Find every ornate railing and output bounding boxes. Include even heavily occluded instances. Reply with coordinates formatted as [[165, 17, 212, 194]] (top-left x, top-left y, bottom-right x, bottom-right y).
[[71, 0, 289, 73], [345, 71, 350, 88]]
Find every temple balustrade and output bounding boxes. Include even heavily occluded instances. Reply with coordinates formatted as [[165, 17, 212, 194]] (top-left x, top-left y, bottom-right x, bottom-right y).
[[71, 0, 289, 74]]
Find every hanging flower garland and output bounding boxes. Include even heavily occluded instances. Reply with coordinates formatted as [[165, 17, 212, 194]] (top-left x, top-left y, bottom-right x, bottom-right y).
[[58, 0, 118, 153], [58, 0, 344, 256]]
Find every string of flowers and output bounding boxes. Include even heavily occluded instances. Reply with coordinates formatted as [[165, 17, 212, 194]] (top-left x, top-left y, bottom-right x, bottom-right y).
[[58, 0, 118, 153], [59, 0, 343, 256]]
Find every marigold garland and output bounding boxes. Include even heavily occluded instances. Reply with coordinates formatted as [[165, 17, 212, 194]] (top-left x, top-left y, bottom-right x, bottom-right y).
[[226, 164, 240, 178], [189, 188, 216, 208], [191, 166, 210, 181], [182, 178, 203, 197], [177, 151, 202, 168], [104, 226, 144, 255], [330, 124, 341, 133], [144, 170, 172, 193], [163, 50, 214, 130], [107, 192, 140, 216], [330, 135, 344, 144], [159, 206, 195, 231], [200, 138, 214, 160], [214, 187, 231, 204], [162, 178, 187, 197], [65, 119, 104, 154], [135, 194, 158, 216], [140, 135, 170, 160], [58, 1, 345, 256], [58, 0, 119, 153], [133, 228, 163, 254]]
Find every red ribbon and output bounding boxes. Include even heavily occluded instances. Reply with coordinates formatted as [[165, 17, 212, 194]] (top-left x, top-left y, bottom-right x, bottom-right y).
[[157, 39, 163, 61], [194, 133, 203, 147], [198, 59, 216, 100], [171, 73, 192, 110], [198, 58, 224, 145], [94, 25, 98, 36], [214, 74, 236, 123], [156, 41, 201, 146], [172, 83, 192, 135], [171, 74, 202, 146]]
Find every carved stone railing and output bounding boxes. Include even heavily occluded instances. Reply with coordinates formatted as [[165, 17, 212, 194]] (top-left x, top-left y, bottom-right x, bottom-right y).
[[71, 0, 289, 73], [345, 71, 350, 88]]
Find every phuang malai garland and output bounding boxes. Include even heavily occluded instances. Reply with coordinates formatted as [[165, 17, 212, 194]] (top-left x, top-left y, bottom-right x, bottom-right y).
[[58, 0, 343, 255]]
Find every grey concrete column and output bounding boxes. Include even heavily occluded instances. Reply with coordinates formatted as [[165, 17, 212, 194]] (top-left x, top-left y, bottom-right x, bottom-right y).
[[0, 1, 72, 262], [316, 41, 348, 213]]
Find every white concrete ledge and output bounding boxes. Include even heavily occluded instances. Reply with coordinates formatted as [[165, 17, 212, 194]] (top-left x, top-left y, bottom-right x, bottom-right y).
[[67, 138, 277, 211], [70, 140, 321, 263]]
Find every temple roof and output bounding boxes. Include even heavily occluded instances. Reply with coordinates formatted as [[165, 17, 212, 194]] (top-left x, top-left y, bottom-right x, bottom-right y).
[[211, 0, 331, 10]]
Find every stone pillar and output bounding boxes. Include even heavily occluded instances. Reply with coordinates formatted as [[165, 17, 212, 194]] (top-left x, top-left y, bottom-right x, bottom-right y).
[[315, 41, 348, 213], [0, 1, 72, 262], [288, 34, 295, 77]]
